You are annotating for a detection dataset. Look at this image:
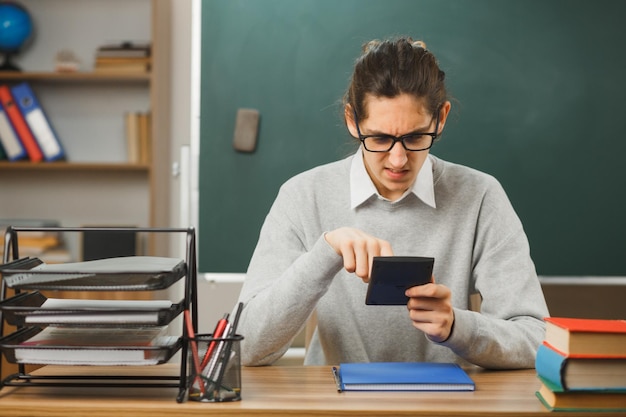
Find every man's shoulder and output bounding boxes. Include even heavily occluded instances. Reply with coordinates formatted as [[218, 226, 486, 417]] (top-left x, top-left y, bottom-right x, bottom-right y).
[[431, 154, 500, 188], [283, 155, 352, 189]]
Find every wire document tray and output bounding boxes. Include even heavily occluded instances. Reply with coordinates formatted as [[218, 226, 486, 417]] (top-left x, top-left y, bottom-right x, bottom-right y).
[[0, 226, 198, 403]]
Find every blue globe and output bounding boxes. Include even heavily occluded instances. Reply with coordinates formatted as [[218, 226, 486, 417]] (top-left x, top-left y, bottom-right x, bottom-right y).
[[0, 2, 33, 71], [0, 2, 32, 52]]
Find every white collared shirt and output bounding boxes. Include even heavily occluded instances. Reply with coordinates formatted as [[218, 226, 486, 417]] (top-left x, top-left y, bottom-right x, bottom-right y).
[[349, 148, 436, 209]]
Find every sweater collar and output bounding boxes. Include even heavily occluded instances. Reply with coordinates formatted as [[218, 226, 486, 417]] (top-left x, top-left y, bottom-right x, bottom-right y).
[[350, 148, 436, 209]]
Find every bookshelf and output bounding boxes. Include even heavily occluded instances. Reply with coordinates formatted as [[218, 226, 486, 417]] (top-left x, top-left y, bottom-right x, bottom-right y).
[[0, 162, 149, 171], [0, 0, 171, 258]]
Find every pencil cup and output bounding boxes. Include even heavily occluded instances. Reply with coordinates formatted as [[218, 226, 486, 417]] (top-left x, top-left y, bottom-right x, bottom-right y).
[[187, 333, 244, 402]]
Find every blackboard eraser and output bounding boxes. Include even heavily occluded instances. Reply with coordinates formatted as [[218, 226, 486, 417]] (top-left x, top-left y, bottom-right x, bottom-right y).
[[233, 108, 260, 152]]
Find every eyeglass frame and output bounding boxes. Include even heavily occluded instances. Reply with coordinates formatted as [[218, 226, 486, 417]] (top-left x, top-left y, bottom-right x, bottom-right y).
[[353, 108, 440, 152]]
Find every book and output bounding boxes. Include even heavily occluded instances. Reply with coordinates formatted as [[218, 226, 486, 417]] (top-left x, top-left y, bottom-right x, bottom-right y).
[[125, 111, 151, 163], [125, 111, 140, 163], [544, 317, 626, 358], [19, 326, 165, 347], [17, 235, 62, 251], [536, 343, 626, 390], [94, 62, 150, 74], [0, 85, 43, 162], [0, 218, 61, 236], [335, 362, 475, 392], [12, 326, 178, 365], [94, 56, 151, 72], [1, 221, 66, 261], [96, 41, 151, 58], [138, 111, 151, 164], [11, 82, 65, 162], [0, 291, 176, 325], [0, 100, 26, 160], [95, 57, 151, 66], [536, 379, 626, 412]]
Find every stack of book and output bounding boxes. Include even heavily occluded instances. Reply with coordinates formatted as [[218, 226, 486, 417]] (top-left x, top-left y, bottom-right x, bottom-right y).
[[0, 219, 71, 264], [535, 317, 626, 412], [0, 83, 65, 163], [94, 42, 151, 74]]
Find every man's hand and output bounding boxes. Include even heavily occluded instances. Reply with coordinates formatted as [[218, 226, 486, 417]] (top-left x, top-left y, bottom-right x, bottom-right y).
[[405, 278, 455, 342], [324, 227, 393, 282]]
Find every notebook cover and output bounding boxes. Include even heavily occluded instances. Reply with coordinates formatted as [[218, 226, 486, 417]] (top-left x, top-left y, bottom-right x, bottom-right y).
[[544, 317, 626, 334], [338, 362, 475, 391]]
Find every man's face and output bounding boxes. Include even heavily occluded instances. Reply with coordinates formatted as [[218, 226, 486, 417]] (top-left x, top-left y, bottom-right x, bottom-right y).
[[347, 94, 448, 201]]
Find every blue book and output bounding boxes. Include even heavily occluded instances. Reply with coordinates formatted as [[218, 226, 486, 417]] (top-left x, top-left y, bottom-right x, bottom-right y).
[[335, 362, 475, 392], [536, 343, 626, 391], [10, 82, 65, 161]]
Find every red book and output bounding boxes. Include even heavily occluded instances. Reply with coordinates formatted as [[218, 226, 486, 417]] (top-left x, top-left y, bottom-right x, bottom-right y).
[[544, 317, 626, 358], [0, 85, 43, 162]]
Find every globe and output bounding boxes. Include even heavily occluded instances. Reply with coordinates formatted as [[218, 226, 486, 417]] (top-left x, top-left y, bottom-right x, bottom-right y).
[[0, 2, 34, 71]]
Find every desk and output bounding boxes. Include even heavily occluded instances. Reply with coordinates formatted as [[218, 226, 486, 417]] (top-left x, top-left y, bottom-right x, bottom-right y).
[[0, 364, 622, 416]]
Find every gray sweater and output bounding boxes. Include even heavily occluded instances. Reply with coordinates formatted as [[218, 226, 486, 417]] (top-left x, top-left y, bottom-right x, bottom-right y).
[[237, 154, 549, 368]]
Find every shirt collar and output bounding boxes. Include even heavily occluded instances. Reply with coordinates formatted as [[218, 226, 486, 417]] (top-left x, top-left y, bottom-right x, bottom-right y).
[[350, 148, 436, 209]]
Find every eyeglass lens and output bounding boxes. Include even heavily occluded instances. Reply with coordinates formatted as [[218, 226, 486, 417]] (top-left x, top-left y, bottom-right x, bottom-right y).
[[362, 135, 433, 152]]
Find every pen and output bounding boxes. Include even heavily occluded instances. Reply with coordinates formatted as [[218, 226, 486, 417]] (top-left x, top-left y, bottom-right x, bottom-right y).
[[200, 313, 229, 370], [332, 366, 343, 392], [227, 302, 243, 338], [204, 321, 231, 378], [184, 309, 205, 395], [210, 302, 244, 394]]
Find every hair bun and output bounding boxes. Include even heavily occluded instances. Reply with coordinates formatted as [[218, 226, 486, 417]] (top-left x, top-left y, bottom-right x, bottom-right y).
[[362, 39, 381, 53], [411, 40, 427, 49]]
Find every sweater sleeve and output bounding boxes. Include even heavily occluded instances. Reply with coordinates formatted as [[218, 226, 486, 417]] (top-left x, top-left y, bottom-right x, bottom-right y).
[[437, 178, 549, 369], [236, 184, 344, 366]]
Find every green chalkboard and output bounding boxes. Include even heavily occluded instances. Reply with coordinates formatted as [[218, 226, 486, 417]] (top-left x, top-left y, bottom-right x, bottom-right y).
[[199, 0, 626, 275]]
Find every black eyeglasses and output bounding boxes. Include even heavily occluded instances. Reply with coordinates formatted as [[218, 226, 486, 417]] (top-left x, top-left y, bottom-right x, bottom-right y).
[[353, 109, 439, 152]]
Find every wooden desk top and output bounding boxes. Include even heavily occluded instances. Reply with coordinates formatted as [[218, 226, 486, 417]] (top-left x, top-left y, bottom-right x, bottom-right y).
[[0, 364, 622, 416]]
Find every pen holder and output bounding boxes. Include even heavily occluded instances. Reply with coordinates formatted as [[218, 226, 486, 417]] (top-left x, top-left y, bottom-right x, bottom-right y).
[[187, 333, 244, 402]]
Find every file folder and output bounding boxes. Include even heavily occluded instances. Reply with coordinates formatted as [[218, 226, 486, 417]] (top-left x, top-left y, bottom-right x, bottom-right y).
[[0, 100, 26, 160], [0, 85, 43, 162], [11, 82, 65, 161]]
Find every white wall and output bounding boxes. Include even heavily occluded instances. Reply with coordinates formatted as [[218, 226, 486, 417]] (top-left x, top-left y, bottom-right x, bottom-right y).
[[167, 0, 248, 331]]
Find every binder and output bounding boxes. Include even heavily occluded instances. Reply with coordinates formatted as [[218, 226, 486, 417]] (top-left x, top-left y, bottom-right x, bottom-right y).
[[0, 100, 26, 160], [0, 85, 43, 162], [11, 82, 65, 161]]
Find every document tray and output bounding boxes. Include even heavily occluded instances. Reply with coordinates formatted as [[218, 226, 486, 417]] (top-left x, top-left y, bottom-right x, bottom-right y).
[[1, 227, 198, 401], [0, 291, 184, 327]]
